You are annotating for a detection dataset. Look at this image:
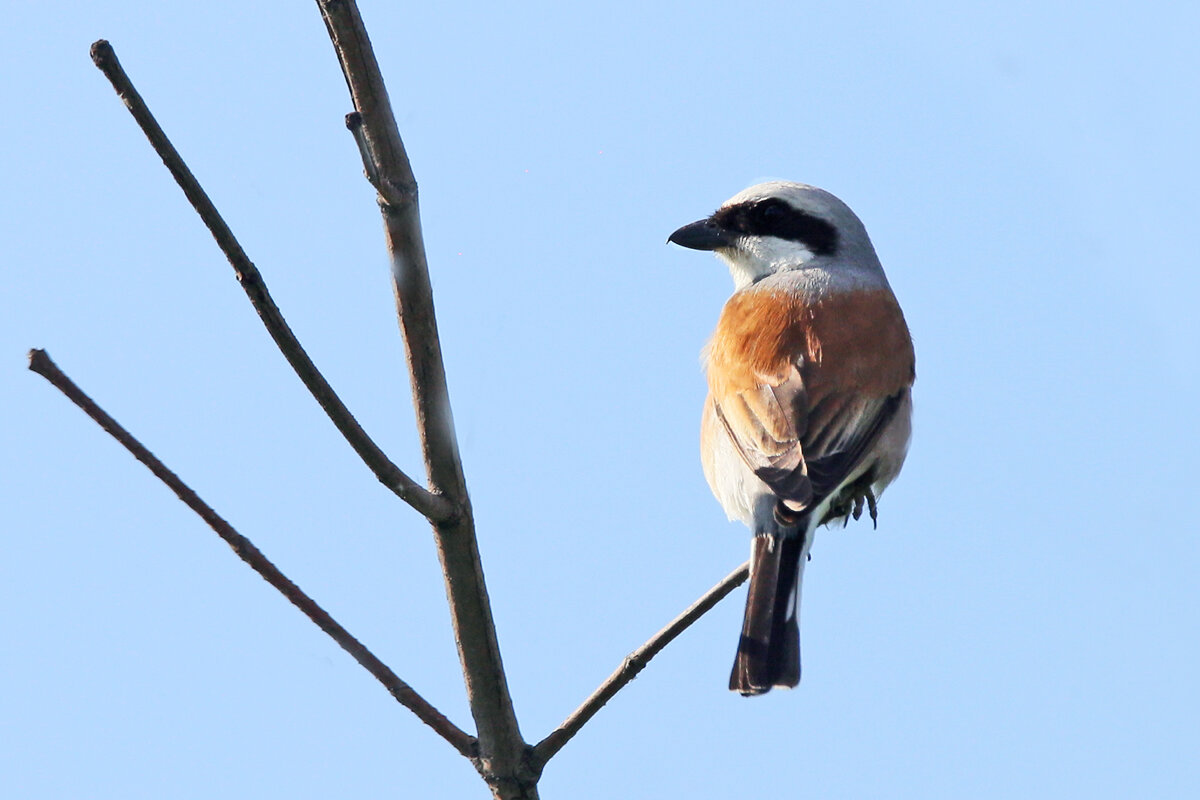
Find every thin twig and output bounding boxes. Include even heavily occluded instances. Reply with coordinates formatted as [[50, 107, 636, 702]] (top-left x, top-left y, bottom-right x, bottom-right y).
[[87, 39, 454, 526], [316, 5, 533, 798], [28, 348, 477, 759], [344, 112, 382, 191], [529, 561, 751, 769]]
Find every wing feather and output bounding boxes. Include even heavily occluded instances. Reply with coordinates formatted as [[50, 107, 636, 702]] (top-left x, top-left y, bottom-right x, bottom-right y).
[[706, 284, 915, 517]]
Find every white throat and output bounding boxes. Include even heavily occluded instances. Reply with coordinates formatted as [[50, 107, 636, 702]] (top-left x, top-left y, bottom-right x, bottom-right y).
[[718, 237, 816, 289]]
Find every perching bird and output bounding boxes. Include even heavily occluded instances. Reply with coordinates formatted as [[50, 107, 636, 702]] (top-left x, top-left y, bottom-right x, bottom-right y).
[[669, 181, 914, 695]]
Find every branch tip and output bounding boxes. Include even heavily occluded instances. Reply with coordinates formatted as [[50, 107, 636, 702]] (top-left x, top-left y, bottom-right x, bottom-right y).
[[90, 39, 114, 67], [28, 348, 51, 375]]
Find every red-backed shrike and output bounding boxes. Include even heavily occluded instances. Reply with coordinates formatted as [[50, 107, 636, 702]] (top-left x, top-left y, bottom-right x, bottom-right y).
[[669, 181, 914, 695]]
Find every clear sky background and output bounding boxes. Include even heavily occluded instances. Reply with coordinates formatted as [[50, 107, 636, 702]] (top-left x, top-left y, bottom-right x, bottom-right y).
[[3, 1, 1198, 797]]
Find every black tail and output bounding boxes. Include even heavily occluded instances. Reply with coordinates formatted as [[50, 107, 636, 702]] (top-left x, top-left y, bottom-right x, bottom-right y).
[[729, 533, 804, 695]]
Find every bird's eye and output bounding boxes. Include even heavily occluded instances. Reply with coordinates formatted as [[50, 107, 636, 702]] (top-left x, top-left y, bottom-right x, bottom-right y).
[[758, 202, 784, 223]]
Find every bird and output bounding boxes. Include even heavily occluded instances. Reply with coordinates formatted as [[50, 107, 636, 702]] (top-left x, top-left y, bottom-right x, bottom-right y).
[[668, 181, 914, 695]]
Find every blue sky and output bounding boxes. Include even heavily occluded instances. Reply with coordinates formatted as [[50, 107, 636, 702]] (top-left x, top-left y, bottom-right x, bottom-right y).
[[3, 1, 1198, 797]]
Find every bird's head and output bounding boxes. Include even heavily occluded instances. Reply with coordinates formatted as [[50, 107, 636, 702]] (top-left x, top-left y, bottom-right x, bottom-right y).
[[669, 181, 881, 289]]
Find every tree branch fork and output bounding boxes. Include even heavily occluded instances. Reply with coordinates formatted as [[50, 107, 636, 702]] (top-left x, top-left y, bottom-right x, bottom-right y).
[[34, 15, 749, 799]]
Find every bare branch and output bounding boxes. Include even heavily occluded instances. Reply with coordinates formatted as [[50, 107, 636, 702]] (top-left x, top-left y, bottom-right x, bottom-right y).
[[27, 348, 477, 759], [87, 39, 454, 525], [316, 4, 533, 797], [529, 561, 751, 769]]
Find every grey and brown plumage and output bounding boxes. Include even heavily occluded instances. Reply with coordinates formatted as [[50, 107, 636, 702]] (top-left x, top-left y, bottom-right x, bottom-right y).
[[671, 181, 914, 695]]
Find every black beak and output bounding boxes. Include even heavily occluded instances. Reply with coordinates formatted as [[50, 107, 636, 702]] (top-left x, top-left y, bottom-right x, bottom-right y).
[[667, 218, 736, 251]]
